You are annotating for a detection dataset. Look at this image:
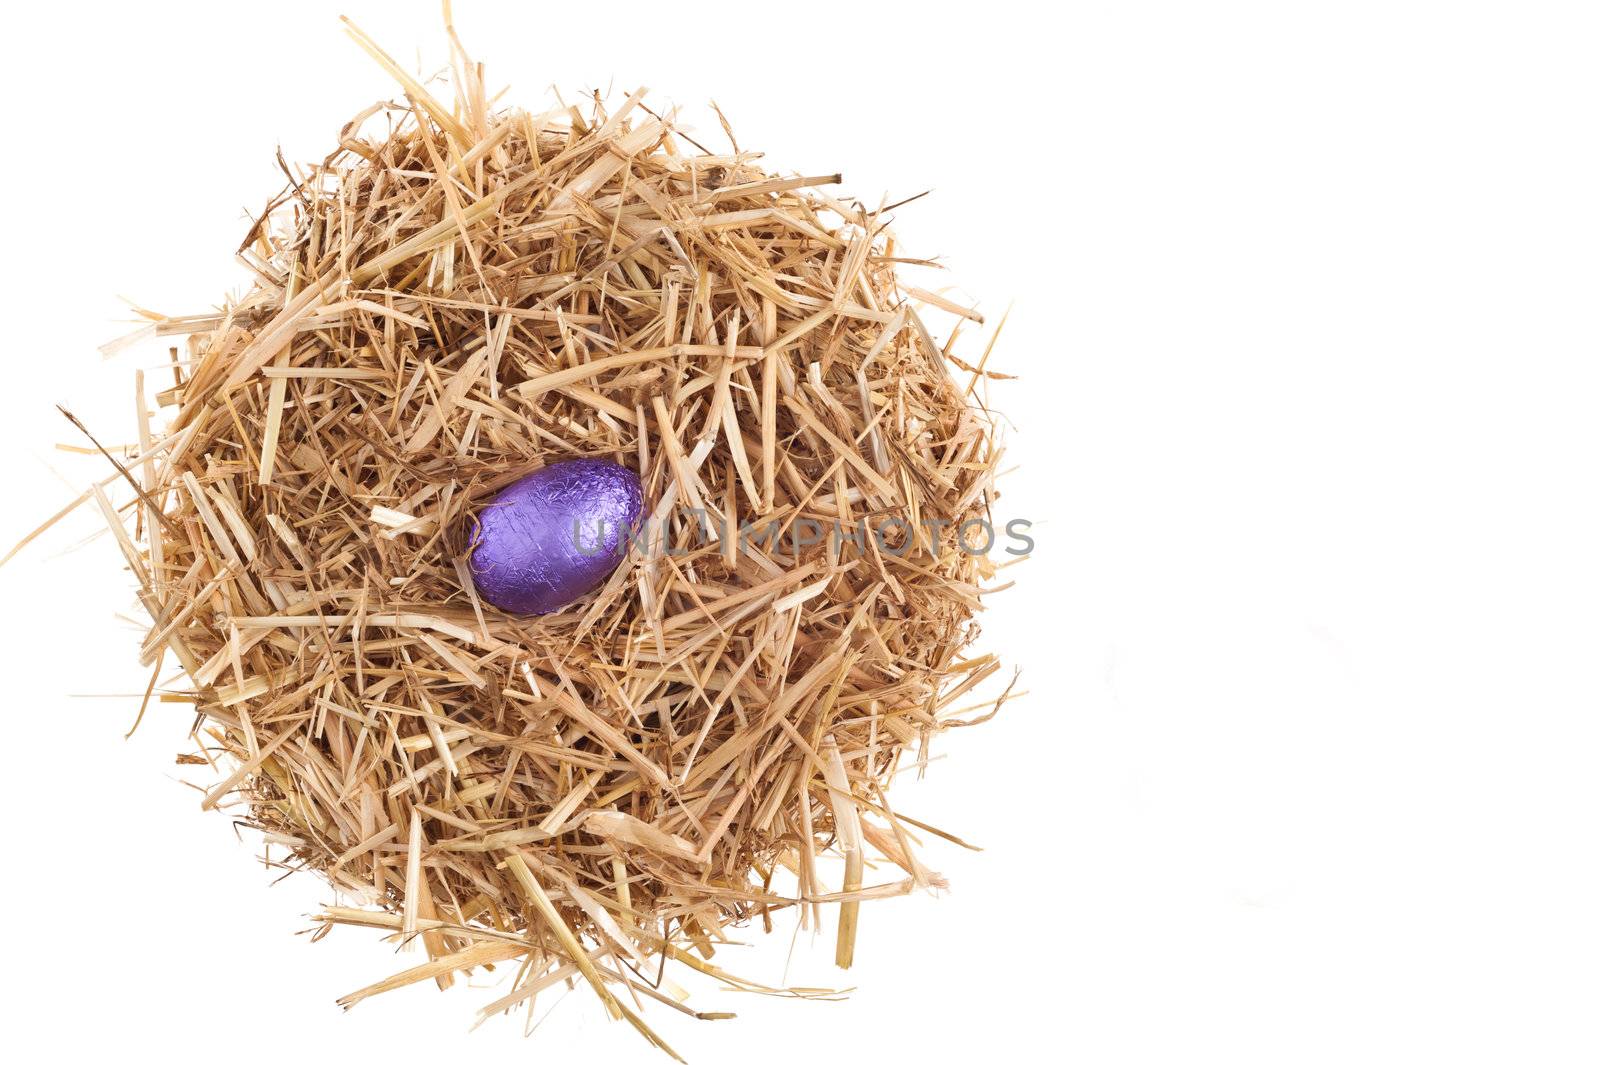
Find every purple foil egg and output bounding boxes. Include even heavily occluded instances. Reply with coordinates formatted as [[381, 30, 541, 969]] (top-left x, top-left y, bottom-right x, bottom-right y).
[[468, 458, 643, 615]]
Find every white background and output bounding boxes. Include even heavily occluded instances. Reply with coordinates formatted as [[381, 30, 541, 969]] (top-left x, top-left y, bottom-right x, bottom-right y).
[[2, 1, 1598, 1061]]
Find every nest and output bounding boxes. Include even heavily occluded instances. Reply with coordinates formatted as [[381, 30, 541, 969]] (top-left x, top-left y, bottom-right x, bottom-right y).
[[80, 18, 1015, 1053]]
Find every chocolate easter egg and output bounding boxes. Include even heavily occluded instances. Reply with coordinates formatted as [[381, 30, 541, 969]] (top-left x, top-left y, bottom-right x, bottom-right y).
[[467, 458, 643, 615]]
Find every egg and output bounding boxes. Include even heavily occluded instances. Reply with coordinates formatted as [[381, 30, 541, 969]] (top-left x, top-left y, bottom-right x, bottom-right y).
[[467, 458, 643, 615]]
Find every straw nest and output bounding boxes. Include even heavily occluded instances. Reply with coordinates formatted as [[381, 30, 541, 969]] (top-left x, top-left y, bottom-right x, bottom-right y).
[[79, 18, 1016, 1053]]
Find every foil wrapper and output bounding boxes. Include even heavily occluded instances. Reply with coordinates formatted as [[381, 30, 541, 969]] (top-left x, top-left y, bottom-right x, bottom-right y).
[[468, 458, 643, 615]]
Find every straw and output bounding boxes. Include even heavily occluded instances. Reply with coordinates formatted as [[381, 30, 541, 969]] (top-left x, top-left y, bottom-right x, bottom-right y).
[[50, 14, 1019, 1049]]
